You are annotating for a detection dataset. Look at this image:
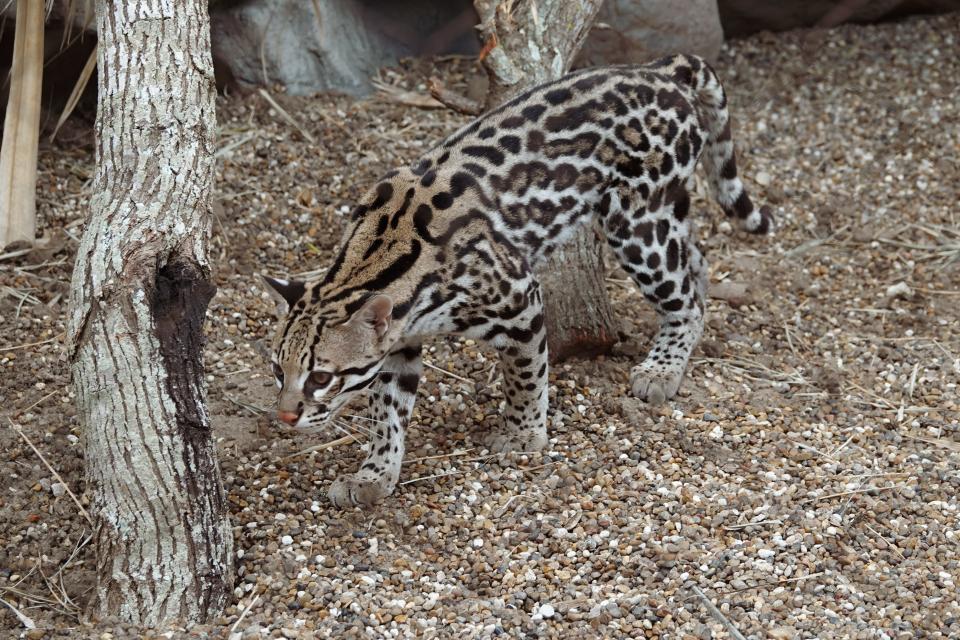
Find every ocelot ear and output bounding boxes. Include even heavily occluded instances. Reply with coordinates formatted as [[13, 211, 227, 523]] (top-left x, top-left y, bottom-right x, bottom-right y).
[[261, 275, 306, 316], [349, 294, 393, 339]]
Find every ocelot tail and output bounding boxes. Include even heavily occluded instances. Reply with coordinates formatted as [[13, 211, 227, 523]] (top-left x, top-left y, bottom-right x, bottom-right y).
[[263, 54, 773, 507]]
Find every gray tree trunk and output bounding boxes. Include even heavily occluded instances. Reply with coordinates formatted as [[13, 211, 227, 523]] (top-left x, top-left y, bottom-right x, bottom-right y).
[[67, 0, 232, 625], [475, 0, 618, 361]]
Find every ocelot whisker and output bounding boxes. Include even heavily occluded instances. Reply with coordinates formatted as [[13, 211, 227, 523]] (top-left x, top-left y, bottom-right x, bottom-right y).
[[333, 418, 377, 439], [329, 421, 366, 442]]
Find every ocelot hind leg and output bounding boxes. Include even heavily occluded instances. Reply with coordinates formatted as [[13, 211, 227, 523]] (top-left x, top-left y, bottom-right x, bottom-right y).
[[603, 182, 705, 404]]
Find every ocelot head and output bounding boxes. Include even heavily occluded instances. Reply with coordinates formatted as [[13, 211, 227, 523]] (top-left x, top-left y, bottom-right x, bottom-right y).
[[262, 277, 397, 429]]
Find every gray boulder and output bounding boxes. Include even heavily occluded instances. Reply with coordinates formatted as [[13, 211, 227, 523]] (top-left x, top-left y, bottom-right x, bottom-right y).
[[578, 0, 725, 66], [210, 0, 478, 96], [718, 0, 960, 37]]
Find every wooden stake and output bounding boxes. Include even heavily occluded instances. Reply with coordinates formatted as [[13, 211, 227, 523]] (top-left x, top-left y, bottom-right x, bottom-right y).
[[0, 0, 44, 248]]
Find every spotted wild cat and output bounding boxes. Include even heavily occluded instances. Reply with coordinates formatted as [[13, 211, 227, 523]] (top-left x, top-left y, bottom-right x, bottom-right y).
[[263, 54, 773, 507]]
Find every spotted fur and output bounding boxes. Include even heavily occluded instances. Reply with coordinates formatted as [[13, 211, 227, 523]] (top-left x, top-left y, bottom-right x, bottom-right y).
[[264, 54, 773, 507]]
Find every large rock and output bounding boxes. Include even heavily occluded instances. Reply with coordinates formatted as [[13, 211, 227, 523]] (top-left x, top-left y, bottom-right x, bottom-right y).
[[210, 0, 478, 96], [578, 0, 725, 66], [718, 0, 960, 37]]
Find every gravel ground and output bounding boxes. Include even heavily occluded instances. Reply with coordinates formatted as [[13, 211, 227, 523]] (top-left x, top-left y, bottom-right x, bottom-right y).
[[1, 13, 959, 640]]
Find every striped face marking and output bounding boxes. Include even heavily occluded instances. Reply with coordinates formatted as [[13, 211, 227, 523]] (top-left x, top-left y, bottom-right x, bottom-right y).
[[265, 283, 397, 430]]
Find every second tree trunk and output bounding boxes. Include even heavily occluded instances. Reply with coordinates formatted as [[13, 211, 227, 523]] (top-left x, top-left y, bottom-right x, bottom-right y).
[[475, 0, 618, 361]]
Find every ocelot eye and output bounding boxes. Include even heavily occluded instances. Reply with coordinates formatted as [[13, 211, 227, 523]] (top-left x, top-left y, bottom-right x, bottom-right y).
[[309, 371, 333, 387], [272, 362, 284, 383]]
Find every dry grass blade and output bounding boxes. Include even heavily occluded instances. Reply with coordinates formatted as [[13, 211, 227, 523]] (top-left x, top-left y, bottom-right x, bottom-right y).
[[8, 418, 93, 526], [400, 454, 499, 486], [0, 595, 36, 630], [804, 483, 903, 504], [423, 360, 475, 386], [228, 592, 261, 636], [905, 433, 960, 453], [0, 247, 33, 260], [0, 284, 41, 313], [257, 88, 316, 144], [403, 448, 475, 465], [724, 519, 783, 531], [0, 332, 62, 352], [876, 224, 960, 269], [49, 45, 97, 141], [695, 355, 810, 387], [284, 435, 357, 460]]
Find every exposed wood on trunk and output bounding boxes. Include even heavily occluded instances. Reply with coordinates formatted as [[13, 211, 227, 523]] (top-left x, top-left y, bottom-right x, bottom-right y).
[[0, 0, 44, 249], [536, 228, 620, 361], [66, 0, 233, 625], [473, 0, 617, 361]]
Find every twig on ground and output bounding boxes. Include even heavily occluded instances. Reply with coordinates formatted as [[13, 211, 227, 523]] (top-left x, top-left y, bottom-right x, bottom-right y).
[[13, 389, 58, 418], [724, 519, 783, 531], [804, 483, 902, 504], [228, 592, 261, 638], [8, 418, 93, 526], [257, 88, 316, 144], [403, 448, 475, 465], [0, 596, 35, 630], [0, 247, 33, 261], [424, 360, 475, 386], [427, 77, 483, 115], [691, 586, 747, 640], [0, 332, 64, 353], [864, 522, 906, 561], [372, 79, 446, 110], [905, 433, 960, 454], [400, 455, 499, 486]]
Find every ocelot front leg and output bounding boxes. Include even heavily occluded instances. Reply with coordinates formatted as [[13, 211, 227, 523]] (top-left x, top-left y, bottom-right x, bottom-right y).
[[483, 279, 549, 454], [328, 342, 422, 507], [603, 182, 706, 404]]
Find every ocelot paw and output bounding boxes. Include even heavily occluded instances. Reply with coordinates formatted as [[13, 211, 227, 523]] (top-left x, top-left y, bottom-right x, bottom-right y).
[[487, 427, 548, 454], [630, 364, 684, 405], [328, 475, 392, 508]]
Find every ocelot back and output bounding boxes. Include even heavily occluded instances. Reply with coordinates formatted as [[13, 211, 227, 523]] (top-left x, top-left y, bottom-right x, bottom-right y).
[[264, 54, 773, 507]]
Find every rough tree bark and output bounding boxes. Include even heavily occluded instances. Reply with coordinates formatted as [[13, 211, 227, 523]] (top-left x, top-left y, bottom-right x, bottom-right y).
[[475, 0, 618, 361], [0, 0, 44, 248], [66, 0, 232, 625]]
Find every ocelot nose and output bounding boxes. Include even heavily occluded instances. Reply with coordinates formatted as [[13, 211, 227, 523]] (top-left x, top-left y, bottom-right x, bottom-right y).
[[277, 410, 301, 426]]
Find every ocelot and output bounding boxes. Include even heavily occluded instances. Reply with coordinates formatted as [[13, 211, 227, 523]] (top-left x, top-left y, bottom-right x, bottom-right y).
[[263, 54, 773, 507]]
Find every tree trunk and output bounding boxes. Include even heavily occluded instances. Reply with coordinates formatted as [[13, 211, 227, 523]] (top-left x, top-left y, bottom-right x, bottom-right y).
[[475, 0, 618, 362], [0, 0, 44, 249], [67, 0, 232, 625]]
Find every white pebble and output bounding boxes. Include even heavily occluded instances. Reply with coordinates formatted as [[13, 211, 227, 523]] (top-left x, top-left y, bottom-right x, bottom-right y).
[[885, 281, 912, 298], [538, 603, 556, 618], [281, 535, 294, 546]]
